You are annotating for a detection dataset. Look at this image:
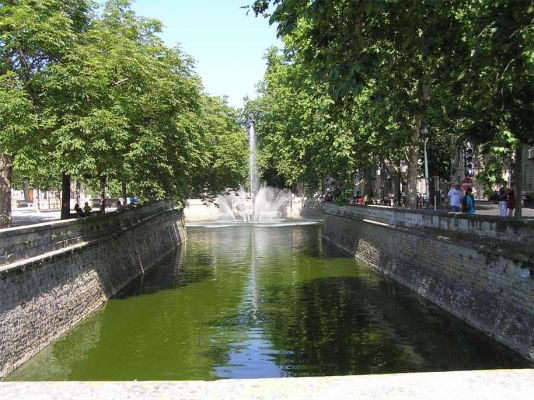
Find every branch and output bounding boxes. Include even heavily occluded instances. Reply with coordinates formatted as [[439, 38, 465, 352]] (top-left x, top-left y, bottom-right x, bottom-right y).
[[17, 48, 38, 104], [112, 78, 129, 86], [502, 57, 517, 76], [18, 48, 31, 81], [475, 21, 495, 41]]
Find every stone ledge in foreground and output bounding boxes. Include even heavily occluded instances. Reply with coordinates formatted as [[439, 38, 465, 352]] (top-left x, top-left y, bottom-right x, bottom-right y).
[[1, 369, 534, 400]]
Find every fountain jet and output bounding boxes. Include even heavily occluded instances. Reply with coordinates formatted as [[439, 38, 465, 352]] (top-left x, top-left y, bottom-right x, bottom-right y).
[[216, 121, 292, 223]]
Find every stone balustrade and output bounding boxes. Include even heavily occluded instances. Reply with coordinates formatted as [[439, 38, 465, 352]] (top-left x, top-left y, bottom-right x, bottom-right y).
[[0, 200, 185, 378], [324, 204, 534, 263], [323, 204, 534, 362], [0, 201, 175, 270]]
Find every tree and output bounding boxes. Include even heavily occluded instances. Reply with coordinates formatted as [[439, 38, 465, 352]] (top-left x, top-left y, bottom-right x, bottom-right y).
[[187, 95, 248, 199], [42, 1, 247, 208], [453, 1, 534, 215], [0, 72, 34, 227], [0, 0, 92, 226], [251, 1, 464, 206], [1, 0, 256, 227], [250, 0, 533, 210], [43, 0, 165, 210]]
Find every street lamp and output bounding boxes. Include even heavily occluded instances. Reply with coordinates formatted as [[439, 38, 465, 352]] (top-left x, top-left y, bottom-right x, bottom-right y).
[[420, 125, 429, 208]]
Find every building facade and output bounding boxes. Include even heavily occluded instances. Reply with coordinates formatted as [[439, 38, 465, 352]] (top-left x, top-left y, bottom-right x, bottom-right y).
[[522, 145, 534, 196]]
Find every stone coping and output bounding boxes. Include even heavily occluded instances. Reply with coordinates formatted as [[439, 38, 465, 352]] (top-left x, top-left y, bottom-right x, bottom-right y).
[[0, 200, 177, 268], [323, 204, 534, 255], [1, 370, 533, 399], [0, 201, 174, 237], [324, 203, 534, 228]]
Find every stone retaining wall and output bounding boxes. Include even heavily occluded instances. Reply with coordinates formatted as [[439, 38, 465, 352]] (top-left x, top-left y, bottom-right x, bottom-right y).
[[322, 204, 534, 362], [0, 201, 186, 378]]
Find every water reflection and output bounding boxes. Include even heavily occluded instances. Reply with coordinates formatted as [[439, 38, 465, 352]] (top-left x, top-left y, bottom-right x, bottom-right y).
[[6, 225, 530, 381]]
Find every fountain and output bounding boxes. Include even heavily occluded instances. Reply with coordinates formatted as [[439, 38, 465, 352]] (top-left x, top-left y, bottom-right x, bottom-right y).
[[216, 121, 293, 223], [216, 186, 293, 223]]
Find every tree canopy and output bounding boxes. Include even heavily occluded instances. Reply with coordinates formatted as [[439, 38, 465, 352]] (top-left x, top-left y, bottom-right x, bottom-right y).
[[248, 0, 533, 208], [0, 0, 248, 227]]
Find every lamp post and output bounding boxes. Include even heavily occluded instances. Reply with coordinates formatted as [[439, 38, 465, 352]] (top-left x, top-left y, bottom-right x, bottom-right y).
[[420, 125, 429, 208]]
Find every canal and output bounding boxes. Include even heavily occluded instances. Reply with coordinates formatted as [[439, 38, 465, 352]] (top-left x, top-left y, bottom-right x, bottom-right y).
[[6, 223, 529, 380]]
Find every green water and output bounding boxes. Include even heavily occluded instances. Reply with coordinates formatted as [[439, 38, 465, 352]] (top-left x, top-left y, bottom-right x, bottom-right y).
[[6, 223, 529, 381]]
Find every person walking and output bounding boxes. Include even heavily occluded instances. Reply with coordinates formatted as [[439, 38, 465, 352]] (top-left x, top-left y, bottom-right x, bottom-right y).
[[498, 186, 507, 217], [462, 188, 476, 215], [447, 183, 462, 212], [506, 189, 515, 217]]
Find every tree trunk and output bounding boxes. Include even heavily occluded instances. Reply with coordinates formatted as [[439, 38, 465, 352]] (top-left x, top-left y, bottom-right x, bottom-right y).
[[35, 182, 41, 212], [407, 80, 430, 209], [380, 160, 386, 203], [122, 180, 127, 206], [61, 173, 71, 219], [396, 159, 403, 206], [100, 175, 106, 214], [514, 144, 523, 217], [22, 181, 30, 201], [407, 115, 422, 208], [75, 180, 81, 204], [0, 154, 14, 228], [363, 165, 374, 199]]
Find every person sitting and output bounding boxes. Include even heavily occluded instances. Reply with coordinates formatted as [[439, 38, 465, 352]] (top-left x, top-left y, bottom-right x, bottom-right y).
[[116, 200, 124, 211], [350, 191, 362, 205], [83, 202, 92, 215], [128, 196, 139, 207], [74, 203, 85, 217]]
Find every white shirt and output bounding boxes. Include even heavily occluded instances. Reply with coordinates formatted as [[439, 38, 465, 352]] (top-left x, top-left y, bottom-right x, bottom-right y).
[[447, 188, 462, 207]]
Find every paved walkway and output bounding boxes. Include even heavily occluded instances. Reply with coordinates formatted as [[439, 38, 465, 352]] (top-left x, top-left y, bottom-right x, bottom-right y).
[[1, 370, 533, 400], [9, 208, 116, 228], [5, 201, 534, 229], [451, 200, 534, 217], [11, 209, 62, 227]]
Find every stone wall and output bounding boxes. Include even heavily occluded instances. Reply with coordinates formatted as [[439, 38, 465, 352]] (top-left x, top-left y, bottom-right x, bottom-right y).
[[322, 204, 534, 362], [0, 201, 186, 378]]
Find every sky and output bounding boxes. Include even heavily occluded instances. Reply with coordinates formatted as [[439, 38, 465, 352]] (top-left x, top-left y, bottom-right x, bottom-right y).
[[129, 0, 282, 108]]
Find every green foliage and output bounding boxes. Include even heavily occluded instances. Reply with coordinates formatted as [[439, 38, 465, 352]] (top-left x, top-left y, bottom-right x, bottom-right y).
[[455, 0, 534, 145], [249, 0, 533, 202], [475, 130, 515, 192], [1, 0, 249, 211], [0, 72, 35, 155], [190, 96, 248, 197]]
